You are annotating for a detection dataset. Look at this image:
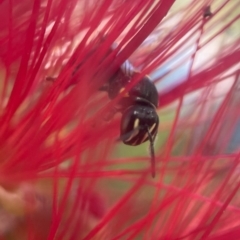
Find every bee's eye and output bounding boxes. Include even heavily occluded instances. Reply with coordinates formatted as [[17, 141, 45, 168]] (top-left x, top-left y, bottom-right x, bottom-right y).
[[120, 105, 159, 146]]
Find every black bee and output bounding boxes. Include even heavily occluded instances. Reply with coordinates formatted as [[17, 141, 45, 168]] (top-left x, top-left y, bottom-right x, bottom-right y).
[[46, 41, 159, 177], [101, 46, 159, 178]]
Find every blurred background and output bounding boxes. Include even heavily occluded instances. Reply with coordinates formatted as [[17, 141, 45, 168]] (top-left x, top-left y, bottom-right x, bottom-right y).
[[0, 0, 240, 239]]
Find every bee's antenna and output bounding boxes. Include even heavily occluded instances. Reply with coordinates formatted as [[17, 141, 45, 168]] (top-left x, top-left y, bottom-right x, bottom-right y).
[[146, 126, 156, 178], [117, 125, 157, 178]]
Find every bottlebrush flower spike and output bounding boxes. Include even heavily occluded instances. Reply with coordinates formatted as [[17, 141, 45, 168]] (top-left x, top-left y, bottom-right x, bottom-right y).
[[0, 0, 239, 239]]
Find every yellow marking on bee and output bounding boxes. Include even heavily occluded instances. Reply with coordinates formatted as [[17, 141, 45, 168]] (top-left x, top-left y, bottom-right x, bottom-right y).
[[119, 88, 125, 93], [134, 118, 140, 129], [131, 139, 139, 146], [119, 88, 129, 97], [141, 123, 157, 143], [124, 129, 139, 143], [142, 133, 149, 142], [150, 123, 156, 134]]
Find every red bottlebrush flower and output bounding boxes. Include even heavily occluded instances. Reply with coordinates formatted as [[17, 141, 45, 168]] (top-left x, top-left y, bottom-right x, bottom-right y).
[[0, 0, 240, 239]]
